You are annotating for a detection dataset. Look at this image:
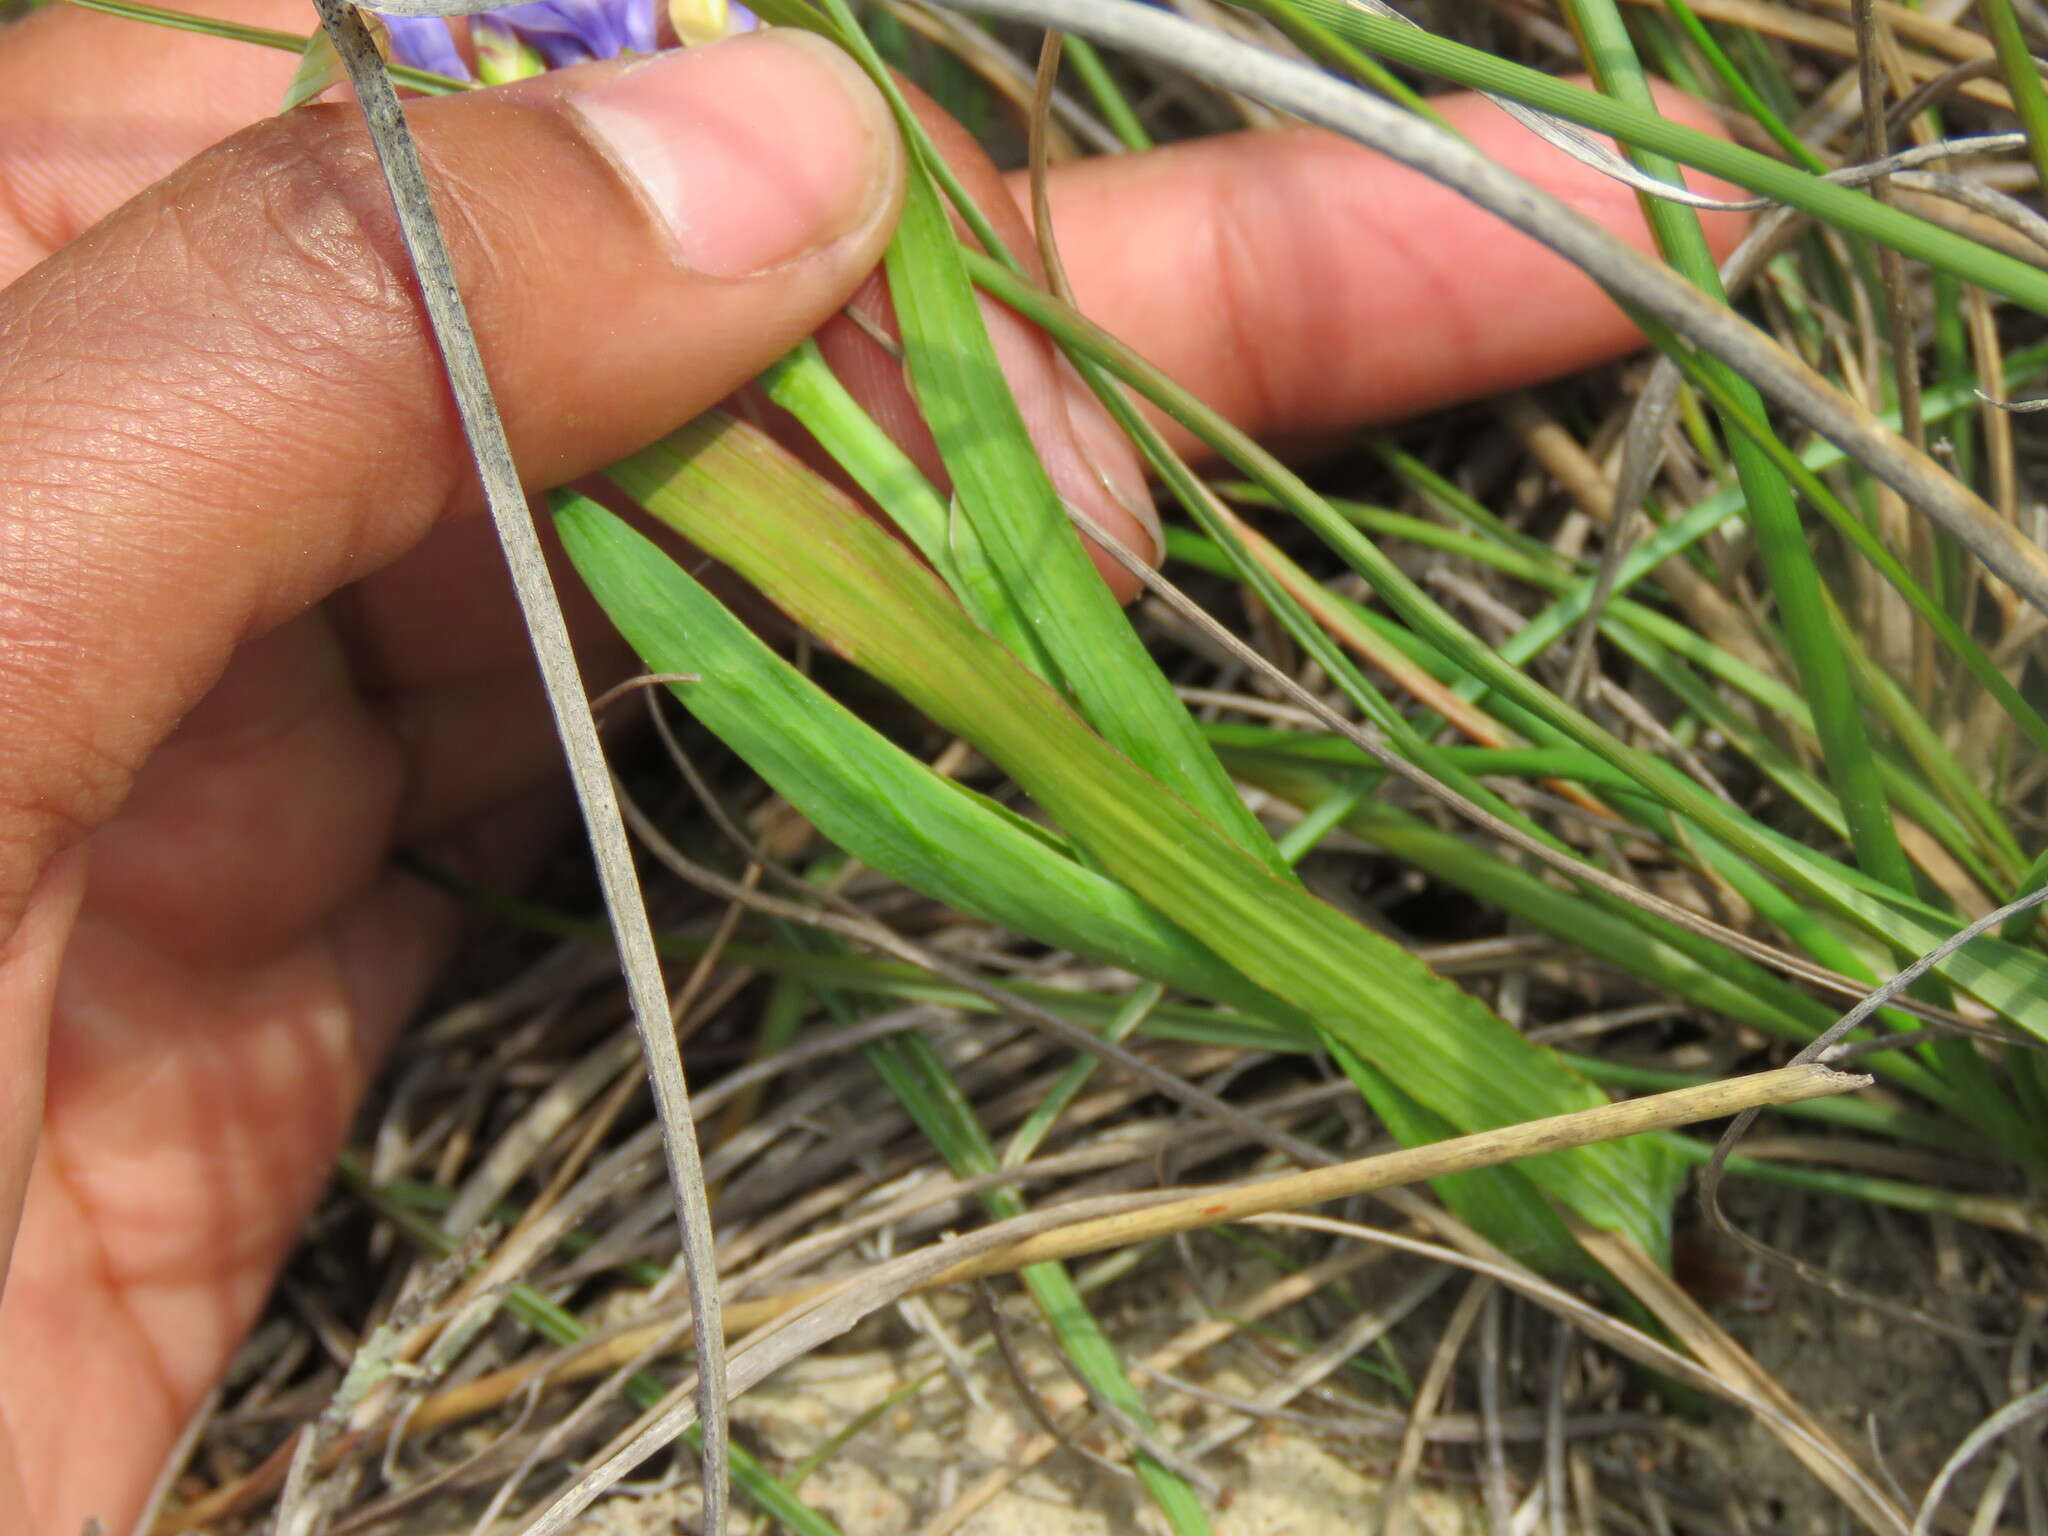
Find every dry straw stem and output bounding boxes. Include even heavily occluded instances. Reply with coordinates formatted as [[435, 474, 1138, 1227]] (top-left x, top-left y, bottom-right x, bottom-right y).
[[402, 1064, 1859, 1436], [898, 1064, 1864, 1290], [307, 8, 731, 1524]]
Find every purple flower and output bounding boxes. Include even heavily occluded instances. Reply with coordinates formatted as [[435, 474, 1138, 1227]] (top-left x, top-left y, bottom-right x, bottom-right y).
[[382, 13, 473, 79], [479, 0, 656, 67], [382, 0, 662, 80]]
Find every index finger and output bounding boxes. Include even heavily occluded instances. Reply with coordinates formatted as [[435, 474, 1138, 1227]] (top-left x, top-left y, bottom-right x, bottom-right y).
[[1015, 82, 1749, 453], [2, 2, 1747, 449]]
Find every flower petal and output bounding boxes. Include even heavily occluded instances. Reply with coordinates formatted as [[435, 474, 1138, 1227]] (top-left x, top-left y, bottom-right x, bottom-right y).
[[492, 0, 655, 65], [381, 14, 471, 79]]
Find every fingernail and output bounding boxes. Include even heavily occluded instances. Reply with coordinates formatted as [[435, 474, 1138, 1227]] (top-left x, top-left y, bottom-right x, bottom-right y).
[[1062, 374, 1164, 564], [569, 31, 895, 279]]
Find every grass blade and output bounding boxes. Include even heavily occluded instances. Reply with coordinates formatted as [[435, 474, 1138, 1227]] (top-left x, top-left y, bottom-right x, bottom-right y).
[[606, 414, 1682, 1257], [882, 162, 1285, 870]]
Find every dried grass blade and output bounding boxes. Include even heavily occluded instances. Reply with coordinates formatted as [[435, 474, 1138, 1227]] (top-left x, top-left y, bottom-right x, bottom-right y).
[[305, 9, 729, 1524]]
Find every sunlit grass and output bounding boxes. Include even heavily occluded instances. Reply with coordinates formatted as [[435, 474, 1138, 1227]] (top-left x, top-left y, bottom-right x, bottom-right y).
[[75, 0, 2048, 1527]]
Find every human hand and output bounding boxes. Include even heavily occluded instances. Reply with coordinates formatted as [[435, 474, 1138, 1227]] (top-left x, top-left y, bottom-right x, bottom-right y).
[[0, 8, 1741, 1527]]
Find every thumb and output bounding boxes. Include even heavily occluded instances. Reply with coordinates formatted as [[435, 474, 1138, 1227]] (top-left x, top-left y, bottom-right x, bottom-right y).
[[0, 30, 902, 936]]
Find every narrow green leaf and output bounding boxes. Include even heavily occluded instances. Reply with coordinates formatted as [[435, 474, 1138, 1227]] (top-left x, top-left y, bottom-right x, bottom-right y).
[[1564, 0, 1909, 893], [607, 416, 1680, 1258], [1062, 34, 1157, 149], [280, 31, 344, 111], [1980, 0, 2048, 195], [60, 0, 468, 92], [884, 162, 1286, 872], [552, 489, 1292, 1027]]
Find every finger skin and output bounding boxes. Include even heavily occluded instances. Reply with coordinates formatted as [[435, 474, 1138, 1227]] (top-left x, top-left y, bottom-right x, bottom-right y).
[[0, 2, 1747, 448], [809, 88, 1160, 598], [0, 3, 1171, 595], [1015, 82, 1748, 455], [0, 41, 902, 1530], [0, 0, 304, 282], [0, 50, 899, 938]]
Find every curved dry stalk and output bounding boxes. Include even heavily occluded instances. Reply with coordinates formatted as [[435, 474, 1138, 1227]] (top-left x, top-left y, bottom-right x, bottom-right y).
[[1888, 55, 2008, 128], [1028, 29, 1077, 303], [935, 0, 2048, 618], [974, 1281, 1138, 1483], [508, 1063, 1862, 1532], [307, 7, 730, 1526]]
